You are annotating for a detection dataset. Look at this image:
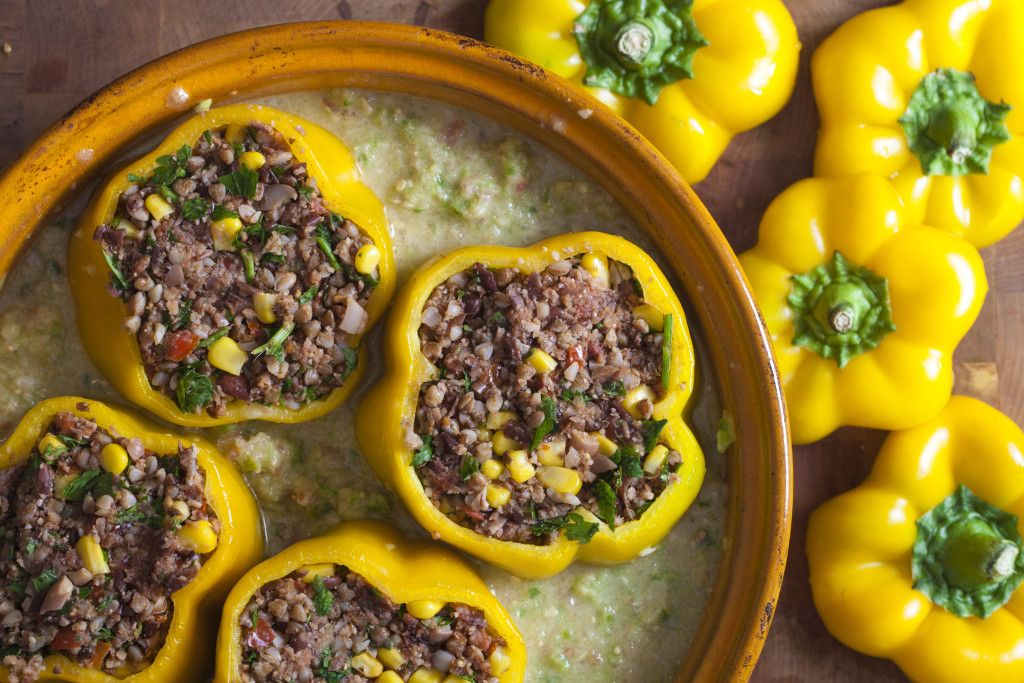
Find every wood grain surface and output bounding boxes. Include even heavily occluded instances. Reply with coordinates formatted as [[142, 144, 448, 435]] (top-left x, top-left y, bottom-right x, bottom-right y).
[[1, 1, 1020, 681]]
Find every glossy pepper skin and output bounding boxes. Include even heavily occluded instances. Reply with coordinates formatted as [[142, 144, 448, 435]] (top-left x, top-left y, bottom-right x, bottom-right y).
[[484, 0, 800, 184], [0, 396, 263, 683], [738, 174, 987, 444], [357, 232, 704, 578], [807, 396, 1024, 683], [68, 105, 395, 427], [214, 520, 526, 683], [813, 0, 1024, 248]]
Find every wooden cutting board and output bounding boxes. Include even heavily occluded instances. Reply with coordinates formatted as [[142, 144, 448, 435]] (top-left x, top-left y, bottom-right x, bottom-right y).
[[1, 1, 1020, 681]]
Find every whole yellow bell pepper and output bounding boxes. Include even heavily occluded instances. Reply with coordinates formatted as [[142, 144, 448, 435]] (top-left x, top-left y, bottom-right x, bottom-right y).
[[484, 0, 800, 184], [807, 396, 1024, 683], [813, 0, 1024, 248], [357, 232, 704, 578], [214, 520, 526, 683], [68, 105, 395, 427], [738, 174, 987, 444], [0, 396, 263, 683]]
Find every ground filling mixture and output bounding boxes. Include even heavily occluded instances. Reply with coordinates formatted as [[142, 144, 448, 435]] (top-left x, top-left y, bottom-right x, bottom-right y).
[[0, 411, 218, 682], [93, 122, 380, 417], [410, 255, 683, 545], [239, 566, 508, 683]]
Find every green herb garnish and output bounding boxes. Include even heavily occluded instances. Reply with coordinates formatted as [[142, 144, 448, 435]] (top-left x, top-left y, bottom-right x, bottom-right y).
[[181, 197, 210, 221], [175, 366, 214, 414], [102, 250, 128, 290], [530, 394, 558, 452], [603, 380, 626, 396], [594, 478, 617, 530], [459, 454, 480, 480], [641, 418, 668, 454], [312, 575, 334, 617], [61, 468, 102, 502], [410, 435, 434, 467], [197, 326, 230, 349], [219, 165, 259, 199], [211, 205, 239, 221], [299, 285, 318, 305], [253, 322, 295, 364]]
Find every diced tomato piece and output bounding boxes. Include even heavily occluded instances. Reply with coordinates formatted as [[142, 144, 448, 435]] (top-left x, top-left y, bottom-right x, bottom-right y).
[[242, 617, 276, 649], [50, 626, 79, 651], [459, 505, 485, 521], [81, 641, 111, 669], [165, 330, 199, 362]]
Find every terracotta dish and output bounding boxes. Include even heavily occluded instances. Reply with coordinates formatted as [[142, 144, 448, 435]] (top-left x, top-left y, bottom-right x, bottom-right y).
[[0, 22, 791, 682]]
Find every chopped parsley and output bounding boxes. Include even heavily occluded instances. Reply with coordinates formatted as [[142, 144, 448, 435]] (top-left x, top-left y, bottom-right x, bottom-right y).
[[594, 478, 617, 530], [313, 575, 334, 616], [211, 204, 239, 221], [253, 322, 295, 364], [175, 298, 194, 331], [97, 627, 115, 642], [32, 568, 60, 593], [299, 285, 318, 305], [603, 380, 626, 396], [338, 347, 359, 382], [558, 389, 590, 403], [181, 197, 210, 221], [175, 365, 214, 414], [315, 224, 342, 270], [530, 512, 598, 544], [459, 454, 480, 480], [241, 249, 256, 284], [296, 184, 316, 200], [490, 311, 508, 328], [102, 250, 128, 290], [462, 370, 472, 393], [243, 649, 258, 665], [60, 468, 102, 502], [529, 394, 558, 452], [126, 172, 146, 183], [196, 326, 230, 349], [24, 539, 38, 554], [218, 165, 259, 199], [150, 144, 191, 186], [641, 418, 668, 454], [611, 444, 644, 479], [410, 435, 434, 467]]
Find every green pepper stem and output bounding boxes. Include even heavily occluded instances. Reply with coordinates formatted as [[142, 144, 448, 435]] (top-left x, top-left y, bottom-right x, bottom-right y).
[[925, 99, 979, 166], [941, 518, 1020, 590], [614, 20, 656, 67], [828, 303, 855, 334]]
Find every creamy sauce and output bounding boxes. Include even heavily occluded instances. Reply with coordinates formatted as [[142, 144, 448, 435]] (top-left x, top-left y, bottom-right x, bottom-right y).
[[0, 88, 727, 682]]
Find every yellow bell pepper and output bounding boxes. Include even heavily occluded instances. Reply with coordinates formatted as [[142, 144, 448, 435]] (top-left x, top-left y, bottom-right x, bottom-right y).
[[484, 0, 800, 184], [812, 0, 1024, 248], [738, 174, 987, 444], [357, 232, 704, 578], [807, 396, 1024, 683], [0, 396, 263, 683], [68, 105, 395, 427], [213, 520, 526, 683]]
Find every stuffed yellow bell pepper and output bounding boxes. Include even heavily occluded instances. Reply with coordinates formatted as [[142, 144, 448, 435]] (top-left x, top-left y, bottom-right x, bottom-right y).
[[214, 520, 526, 683], [738, 174, 987, 444], [484, 0, 800, 184], [0, 396, 263, 683], [813, 0, 1024, 248], [808, 396, 1024, 682], [69, 105, 395, 427], [357, 232, 704, 578]]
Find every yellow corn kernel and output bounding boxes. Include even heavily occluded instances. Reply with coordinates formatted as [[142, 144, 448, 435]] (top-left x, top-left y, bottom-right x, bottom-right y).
[[377, 672, 404, 683], [409, 668, 444, 683], [377, 647, 405, 671], [351, 653, 384, 678], [238, 150, 266, 171], [489, 645, 512, 675], [37, 434, 65, 456], [54, 474, 78, 500], [407, 600, 445, 620], [581, 253, 610, 288], [253, 292, 279, 324], [208, 337, 249, 376], [166, 500, 191, 524], [211, 216, 244, 251], [536, 439, 566, 466], [486, 484, 512, 508], [144, 194, 174, 222], [76, 535, 109, 575], [591, 432, 618, 457], [536, 465, 583, 494], [485, 411, 517, 429], [300, 563, 335, 584], [491, 430, 518, 456], [477, 427, 492, 442], [622, 384, 657, 419], [632, 303, 665, 331], [481, 459, 505, 479], [526, 348, 557, 373], [439, 499, 454, 514], [506, 450, 536, 484], [177, 519, 218, 554], [99, 443, 129, 475], [442, 676, 466, 683], [643, 444, 670, 474], [355, 244, 381, 274], [224, 123, 246, 143]]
